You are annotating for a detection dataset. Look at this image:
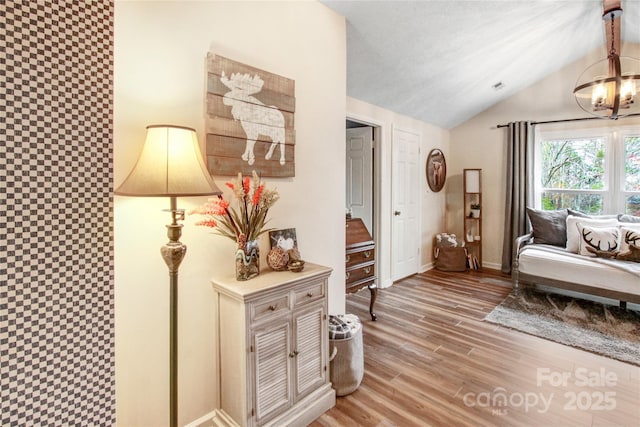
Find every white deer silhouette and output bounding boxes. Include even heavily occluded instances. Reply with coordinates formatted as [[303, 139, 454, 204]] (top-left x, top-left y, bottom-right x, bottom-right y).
[[220, 72, 286, 166]]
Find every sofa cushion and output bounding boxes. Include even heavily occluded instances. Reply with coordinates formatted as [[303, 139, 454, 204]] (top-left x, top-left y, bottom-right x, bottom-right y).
[[576, 223, 620, 257], [568, 209, 617, 219], [566, 215, 618, 253], [526, 208, 568, 246]]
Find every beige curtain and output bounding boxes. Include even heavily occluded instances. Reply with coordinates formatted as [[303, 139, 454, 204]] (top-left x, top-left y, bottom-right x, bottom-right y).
[[501, 121, 534, 273]]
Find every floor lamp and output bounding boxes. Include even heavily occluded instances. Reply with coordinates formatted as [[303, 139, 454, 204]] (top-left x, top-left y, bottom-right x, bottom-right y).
[[115, 125, 221, 427]]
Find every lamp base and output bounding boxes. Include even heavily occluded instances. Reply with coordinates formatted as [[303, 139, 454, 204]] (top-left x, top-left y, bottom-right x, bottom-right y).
[[161, 241, 187, 273], [161, 200, 188, 427]]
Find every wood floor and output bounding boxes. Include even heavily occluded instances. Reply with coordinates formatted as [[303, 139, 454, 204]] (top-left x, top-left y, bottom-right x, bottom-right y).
[[311, 269, 640, 427]]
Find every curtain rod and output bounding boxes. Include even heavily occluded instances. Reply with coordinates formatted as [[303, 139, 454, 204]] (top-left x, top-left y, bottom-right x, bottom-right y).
[[496, 113, 640, 128]]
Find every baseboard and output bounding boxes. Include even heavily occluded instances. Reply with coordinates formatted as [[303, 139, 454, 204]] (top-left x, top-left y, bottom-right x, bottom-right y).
[[422, 262, 504, 274], [420, 262, 434, 272], [482, 261, 502, 271], [380, 278, 393, 289], [185, 409, 239, 427]]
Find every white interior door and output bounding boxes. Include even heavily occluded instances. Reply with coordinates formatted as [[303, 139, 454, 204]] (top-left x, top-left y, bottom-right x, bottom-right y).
[[346, 127, 373, 235], [391, 127, 420, 281]]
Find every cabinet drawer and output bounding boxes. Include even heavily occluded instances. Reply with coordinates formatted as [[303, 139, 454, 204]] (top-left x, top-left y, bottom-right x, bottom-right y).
[[293, 282, 325, 309], [345, 247, 375, 268], [250, 294, 290, 323], [346, 262, 375, 284]]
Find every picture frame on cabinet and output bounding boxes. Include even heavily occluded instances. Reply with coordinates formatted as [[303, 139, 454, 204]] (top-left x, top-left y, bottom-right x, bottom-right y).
[[269, 228, 298, 251]]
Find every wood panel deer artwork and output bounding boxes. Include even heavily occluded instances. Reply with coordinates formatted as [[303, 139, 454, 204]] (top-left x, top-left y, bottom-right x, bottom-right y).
[[206, 54, 296, 177], [220, 72, 286, 166]]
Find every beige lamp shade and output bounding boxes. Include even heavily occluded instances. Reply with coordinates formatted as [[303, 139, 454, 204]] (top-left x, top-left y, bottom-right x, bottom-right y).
[[465, 169, 480, 193], [115, 125, 221, 197]]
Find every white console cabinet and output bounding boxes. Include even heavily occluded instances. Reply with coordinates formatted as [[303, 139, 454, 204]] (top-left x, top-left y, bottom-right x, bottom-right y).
[[211, 263, 335, 427]]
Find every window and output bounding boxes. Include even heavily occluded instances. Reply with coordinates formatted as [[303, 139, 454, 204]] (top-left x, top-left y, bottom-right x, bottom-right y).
[[623, 134, 640, 214], [535, 127, 640, 215]]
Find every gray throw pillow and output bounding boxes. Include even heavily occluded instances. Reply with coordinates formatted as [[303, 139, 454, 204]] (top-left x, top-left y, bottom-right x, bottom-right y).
[[618, 213, 640, 223], [526, 208, 569, 246]]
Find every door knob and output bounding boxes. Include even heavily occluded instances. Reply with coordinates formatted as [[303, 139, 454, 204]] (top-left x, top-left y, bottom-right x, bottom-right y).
[[394, 210, 401, 216]]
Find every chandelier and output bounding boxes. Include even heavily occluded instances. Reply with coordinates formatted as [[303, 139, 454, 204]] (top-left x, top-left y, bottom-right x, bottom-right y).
[[573, 1, 640, 119]]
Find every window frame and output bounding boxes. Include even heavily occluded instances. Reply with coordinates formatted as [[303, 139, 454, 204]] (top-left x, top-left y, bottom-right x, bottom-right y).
[[535, 125, 640, 215], [617, 130, 640, 214]]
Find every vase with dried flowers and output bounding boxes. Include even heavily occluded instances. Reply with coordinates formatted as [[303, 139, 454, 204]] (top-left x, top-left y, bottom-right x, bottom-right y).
[[192, 171, 279, 280]]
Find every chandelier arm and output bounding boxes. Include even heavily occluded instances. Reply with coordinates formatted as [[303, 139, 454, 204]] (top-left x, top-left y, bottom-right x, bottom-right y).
[[573, 77, 617, 94], [610, 53, 622, 119]]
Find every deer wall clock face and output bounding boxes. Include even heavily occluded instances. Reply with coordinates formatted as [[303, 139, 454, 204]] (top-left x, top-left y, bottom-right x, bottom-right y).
[[205, 54, 296, 177], [426, 149, 446, 192]]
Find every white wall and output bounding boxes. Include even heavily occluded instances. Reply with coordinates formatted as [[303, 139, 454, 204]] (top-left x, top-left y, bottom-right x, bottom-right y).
[[448, 43, 640, 270], [347, 97, 450, 286], [114, 1, 346, 425]]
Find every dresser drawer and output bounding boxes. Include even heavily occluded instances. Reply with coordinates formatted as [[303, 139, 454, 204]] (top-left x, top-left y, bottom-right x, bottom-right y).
[[250, 294, 290, 323], [293, 281, 325, 309], [346, 262, 375, 284], [345, 247, 375, 268]]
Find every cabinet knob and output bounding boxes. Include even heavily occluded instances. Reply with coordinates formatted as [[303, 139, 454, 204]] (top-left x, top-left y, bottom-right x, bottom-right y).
[[346, 272, 350, 280], [345, 255, 350, 263], [306, 292, 314, 298], [364, 267, 371, 274], [289, 350, 299, 358], [364, 251, 371, 258], [268, 304, 278, 311]]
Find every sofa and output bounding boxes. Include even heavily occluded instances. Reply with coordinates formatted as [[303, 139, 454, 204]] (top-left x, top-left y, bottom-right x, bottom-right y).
[[513, 209, 640, 308]]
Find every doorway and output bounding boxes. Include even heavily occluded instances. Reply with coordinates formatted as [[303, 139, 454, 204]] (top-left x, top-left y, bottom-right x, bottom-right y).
[[346, 121, 374, 236]]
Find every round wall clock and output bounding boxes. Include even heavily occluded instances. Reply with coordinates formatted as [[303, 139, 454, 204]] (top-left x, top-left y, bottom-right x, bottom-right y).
[[426, 149, 446, 192]]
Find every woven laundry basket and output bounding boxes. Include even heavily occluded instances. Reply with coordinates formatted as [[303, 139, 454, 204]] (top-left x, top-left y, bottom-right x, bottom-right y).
[[328, 314, 363, 396]]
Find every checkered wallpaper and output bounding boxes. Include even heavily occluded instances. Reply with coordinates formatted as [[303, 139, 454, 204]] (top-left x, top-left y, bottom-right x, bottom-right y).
[[0, 1, 115, 425]]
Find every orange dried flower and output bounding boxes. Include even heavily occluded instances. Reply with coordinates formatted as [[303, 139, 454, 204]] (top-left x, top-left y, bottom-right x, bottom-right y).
[[243, 176, 250, 195], [195, 219, 217, 228], [253, 184, 264, 206]]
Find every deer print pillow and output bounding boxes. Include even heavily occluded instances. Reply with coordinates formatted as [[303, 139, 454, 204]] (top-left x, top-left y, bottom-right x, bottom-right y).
[[619, 225, 640, 254], [576, 223, 620, 257], [566, 215, 618, 253]]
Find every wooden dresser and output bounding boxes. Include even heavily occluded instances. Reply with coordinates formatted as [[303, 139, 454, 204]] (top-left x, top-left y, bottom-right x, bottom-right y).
[[345, 218, 377, 320]]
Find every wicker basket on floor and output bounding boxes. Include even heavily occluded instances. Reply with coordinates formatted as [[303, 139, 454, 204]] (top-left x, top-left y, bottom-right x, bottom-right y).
[[328, 314, 363, 396]]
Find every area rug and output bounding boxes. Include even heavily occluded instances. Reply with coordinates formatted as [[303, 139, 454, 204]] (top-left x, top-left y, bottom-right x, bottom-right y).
[[484, 289, 640, 366]]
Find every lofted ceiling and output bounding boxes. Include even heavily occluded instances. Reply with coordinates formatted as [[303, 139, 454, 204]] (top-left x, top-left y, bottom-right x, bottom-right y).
[[321, 0, 640, 129]]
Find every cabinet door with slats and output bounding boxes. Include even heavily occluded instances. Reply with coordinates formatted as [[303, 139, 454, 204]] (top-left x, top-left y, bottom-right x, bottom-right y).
[[253, 321, 291, 424], [293, 305, 326, 401]]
